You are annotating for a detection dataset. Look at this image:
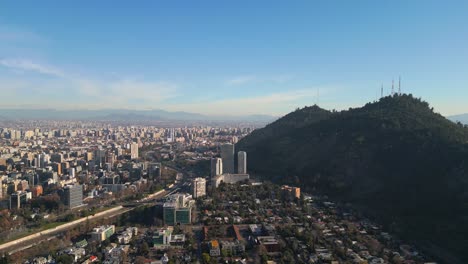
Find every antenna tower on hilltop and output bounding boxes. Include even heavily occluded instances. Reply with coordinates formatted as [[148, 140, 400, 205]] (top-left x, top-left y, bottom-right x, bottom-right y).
[[391, 79, 394, 95], [399, 76, 401, 94]]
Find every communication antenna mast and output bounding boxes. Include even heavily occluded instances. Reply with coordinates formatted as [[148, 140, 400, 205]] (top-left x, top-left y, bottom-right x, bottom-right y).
[[381, 84, 383, 98], [399, 76, 401, 94], [391, 79, 394, 95]]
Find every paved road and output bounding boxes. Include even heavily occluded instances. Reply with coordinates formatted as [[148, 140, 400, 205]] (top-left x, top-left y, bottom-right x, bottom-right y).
[[0, 188, 171, 255]]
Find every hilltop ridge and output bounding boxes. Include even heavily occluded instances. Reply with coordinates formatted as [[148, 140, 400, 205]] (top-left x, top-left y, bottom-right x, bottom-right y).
[[237, 94, 468, 263]]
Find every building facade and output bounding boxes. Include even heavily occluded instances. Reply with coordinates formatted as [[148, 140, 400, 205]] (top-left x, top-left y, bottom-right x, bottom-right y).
[[90, 225, 115, 242], [220, 144, 234, 174], [210, 158, 223, 179], [237, 151, 247, 174], [192, 177, 206, 198], [62, 184, 83, 209], [163, 193, 194, 225], [130, 143, 139, 159]]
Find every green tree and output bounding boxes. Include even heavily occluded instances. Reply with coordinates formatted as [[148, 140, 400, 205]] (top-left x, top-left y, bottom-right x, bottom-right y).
[[202, 253, 211, 263]]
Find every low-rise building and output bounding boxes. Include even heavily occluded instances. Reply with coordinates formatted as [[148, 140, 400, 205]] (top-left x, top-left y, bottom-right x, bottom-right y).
[[90, 225, 115, 243], [221, 240, 245, 255], [209, 240, 221, 257], [163, 193, 194, 225], [212, 173, 249, 188]]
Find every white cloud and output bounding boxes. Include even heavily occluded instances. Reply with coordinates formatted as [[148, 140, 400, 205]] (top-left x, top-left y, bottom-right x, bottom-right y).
[[0, 58, 64, 77], [226, 75, 257, 85], [0, 58, 179, 109]]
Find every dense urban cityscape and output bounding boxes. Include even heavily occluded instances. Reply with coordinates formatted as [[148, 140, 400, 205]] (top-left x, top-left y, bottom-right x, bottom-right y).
[[0, 120, 437, 263]]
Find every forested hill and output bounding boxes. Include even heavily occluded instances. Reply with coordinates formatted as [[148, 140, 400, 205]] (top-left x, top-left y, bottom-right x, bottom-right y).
[[237, 94, 468, 263]]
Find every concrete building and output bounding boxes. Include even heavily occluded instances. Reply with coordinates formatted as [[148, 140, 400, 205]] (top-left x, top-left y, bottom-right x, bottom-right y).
[[153, 227, 174, 247], [212, 173, 250, 188], [9, 191, 29, 209], [31, 185, 43, 198], [130, 143, 139, 159], [148, 162, 161, 179], [220, 144, 234, 174], [163, 193, 194, 225], [281, 185, 301, 199], [209, 240, 221, 257], [192, 177, 206, 198], [61, 184, 83, 209], [51, 153, 63, 163], [210, 158, 223, 179], [237, 151, 247, 174], [90, 225, 115, 242], [221, 240, 245, 256]]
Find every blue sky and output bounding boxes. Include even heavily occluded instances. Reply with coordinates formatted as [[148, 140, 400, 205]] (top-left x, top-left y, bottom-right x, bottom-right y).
[[1, 1, 468, 116]]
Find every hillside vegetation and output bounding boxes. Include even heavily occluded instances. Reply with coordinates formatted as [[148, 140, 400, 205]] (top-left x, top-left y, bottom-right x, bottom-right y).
[[237, 94, 468, 263]]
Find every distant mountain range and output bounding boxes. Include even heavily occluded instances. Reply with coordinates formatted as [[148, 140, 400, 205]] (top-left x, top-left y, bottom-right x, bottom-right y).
[[449, 113, 468, 124], [238, 94, 468, 263], [0, 109, 277, 123]]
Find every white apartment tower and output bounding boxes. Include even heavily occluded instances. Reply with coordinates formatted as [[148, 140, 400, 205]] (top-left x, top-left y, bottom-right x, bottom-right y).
[[210, 158, 223, 178]]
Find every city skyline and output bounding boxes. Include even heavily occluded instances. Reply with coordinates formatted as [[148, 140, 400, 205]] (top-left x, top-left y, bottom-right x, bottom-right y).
[[1, 1, 468, 116]]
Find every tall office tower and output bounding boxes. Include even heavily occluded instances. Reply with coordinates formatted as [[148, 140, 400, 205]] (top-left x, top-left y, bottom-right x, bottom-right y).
[[192, 177, 206, 198], [237, 151, 247, 174], [69, 167, 76, 178], [210, 158, 223, 178], [94, 148, 105, 165], [61, 184, 83, 209], [167, 128, 176, 143], [130, 143, 139, 159], [37, 154, 45, 168], [220, 144, 235, 174]]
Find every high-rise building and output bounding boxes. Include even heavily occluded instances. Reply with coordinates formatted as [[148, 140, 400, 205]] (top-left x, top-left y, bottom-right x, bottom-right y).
[[220, 144, 234, 174], [130, 143, 139, 159], [237, 151, 247, 174], [61, 184, 83, 209], [192, 177, 206, 198], [210, 158, 223, 179], [69, 167, 76, 178], [37, 154, 45, 168]]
